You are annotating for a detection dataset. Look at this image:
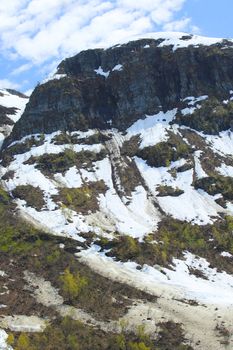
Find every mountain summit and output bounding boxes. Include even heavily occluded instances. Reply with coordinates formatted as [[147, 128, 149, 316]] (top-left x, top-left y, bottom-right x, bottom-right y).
[[6, 32, 233, 145]]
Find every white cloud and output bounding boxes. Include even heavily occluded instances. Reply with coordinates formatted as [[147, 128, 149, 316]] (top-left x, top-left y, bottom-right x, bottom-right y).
[[0, 0, 192, 65], [10, 63, 33, 76], [0, 79, 20, 90], [0, 0, 200, 90], [163, 18, 191, 32]]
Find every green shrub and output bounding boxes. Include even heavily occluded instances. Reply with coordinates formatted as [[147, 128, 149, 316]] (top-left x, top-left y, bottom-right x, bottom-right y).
[[26, 148, 107, 174], [176, 97, 233, 134], [156, 185, 184, 197], [1, 134, 45, 167], [136, 138, 190, 168], [194, 175, 233, 200], [12, 185, 45, 210], [128, 342, 151, 350], [60, 268, 88, 302], [54, 181, 107, 214]]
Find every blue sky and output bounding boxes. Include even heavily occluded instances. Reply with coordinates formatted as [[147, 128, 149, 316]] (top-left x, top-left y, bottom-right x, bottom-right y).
[[0, 0, 232, 94]]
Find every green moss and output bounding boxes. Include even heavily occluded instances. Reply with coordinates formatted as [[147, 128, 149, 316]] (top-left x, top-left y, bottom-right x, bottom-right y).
[[0, 187, 11, 204]]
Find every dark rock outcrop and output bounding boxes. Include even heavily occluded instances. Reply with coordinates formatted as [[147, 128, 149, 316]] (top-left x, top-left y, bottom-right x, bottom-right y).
[[5, 36, 233, 145]]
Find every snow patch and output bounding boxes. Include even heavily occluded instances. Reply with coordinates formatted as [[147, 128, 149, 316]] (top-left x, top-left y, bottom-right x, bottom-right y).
[[216, 163, 233, 177], [113, 32, 229, 51], [0, 329, 12, 350], [78, 246, 233, 305], [42, 73, 67, 84], [204, 130, 233, 157], [0, 88, 28, 123], [135, 157, 224, 225], [221, 251, 233, 258], [94, 66, 110, 78], [194, 151, 208, 179], [112, 64, 123, 71], [127, 109, 177, 148], [183, 95, 208, 106]]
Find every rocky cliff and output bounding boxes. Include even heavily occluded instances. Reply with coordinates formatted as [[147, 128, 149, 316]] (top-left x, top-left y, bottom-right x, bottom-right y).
[[5, 33, 233, 146]]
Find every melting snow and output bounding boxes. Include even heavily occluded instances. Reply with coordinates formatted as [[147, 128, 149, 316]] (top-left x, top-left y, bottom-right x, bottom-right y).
[[194, 151, 208, 179], [183, 95, 208, 106], [127, 109, 177, 148], [91, 158, 160, 238], [221, 251, 233, 258], [78, 246, 233, 305], [42, 73, 67, 84], [112, 64, 123, 71], [94, 66, 110, 78], [181, 107, 196, 116], [113, 32, 230, 51], [135, 157, 223, 224], [0, 329, 12, 350], [0, 89, 28, 123], [204, 130, 233, 157], [216, 163, 233, 177]]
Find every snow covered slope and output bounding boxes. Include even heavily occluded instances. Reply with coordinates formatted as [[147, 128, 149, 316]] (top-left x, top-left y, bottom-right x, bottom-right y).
[[2, 97, 233, 239], [112, 31, 233, 51], [0, 89, 28, 146], [1, 35, 233, 349]]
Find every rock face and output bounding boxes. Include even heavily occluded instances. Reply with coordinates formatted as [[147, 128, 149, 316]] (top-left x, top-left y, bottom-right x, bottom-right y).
[[5, 34, 233, 145]]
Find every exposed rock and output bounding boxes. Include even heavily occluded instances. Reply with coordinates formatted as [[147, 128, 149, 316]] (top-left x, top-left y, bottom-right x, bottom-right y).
[[5, 37, 233, 145]]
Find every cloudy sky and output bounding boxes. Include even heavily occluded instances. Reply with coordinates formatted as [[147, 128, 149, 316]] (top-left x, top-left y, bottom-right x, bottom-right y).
[[0, 0, 232, 93]]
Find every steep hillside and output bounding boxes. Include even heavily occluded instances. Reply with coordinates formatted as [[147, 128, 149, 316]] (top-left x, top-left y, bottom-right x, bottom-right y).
[[0, 33, 233, 350], [0, 89, 28, 146]]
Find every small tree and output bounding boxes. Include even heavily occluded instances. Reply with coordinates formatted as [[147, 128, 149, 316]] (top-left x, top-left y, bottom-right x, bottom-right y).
[[15, 333, 31, 350], [60, 268, 88, 302]]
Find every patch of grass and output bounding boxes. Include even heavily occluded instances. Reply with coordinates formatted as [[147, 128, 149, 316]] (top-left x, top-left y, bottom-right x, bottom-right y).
[[52, 131, 110, 146], [12, 185, 45, 210], [1, 134, 45, 167], [26, 148, 107, 174], [156, 185, 184, 197], [194, 175, 233, 201], [9, 316, 192, 350], [121, 136, 141, 157], [8, 317, 155, 350], [0, 186, 154, 323], [113, 159, 142, 196], [156, 321, 192, 350], [175, 97, 233, 134], [136, 137, 191, 168], [99, 217, 233, 273], [0, 188, 43, 255], [53, 181, 107, 214]]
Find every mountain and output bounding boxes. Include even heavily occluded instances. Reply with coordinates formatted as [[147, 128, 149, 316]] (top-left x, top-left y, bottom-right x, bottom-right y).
[[0, 32, 233, 350]]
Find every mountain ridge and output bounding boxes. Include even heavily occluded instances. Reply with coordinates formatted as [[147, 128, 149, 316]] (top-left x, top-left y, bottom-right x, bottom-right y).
[[4, 32, 233, 147]]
